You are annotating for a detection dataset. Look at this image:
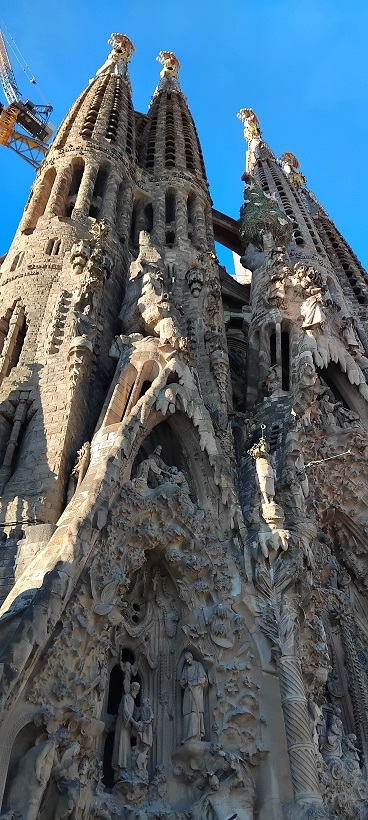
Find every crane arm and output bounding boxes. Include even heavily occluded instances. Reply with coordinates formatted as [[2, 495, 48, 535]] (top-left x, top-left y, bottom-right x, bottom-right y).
[[0, 29, 20, 105]]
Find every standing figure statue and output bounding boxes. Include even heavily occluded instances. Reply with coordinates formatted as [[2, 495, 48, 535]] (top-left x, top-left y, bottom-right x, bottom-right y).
[[136, 698, 154, 773], [179, 652, 208, 743], [112, 681, 142, 776], [249, 437, 275, 506]]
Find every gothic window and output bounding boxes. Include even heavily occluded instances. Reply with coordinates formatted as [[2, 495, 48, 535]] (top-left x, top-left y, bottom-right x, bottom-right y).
[[0, 304, 27, 381], [187, 193, 195, 242], [89, 165, 109, 218], [22, 167, 56, 230], [144, 203, 153, 234], [165, 190, 176, 246], [45, 238, 61, 256], [10, 252, 24, 272], [64, 160, 85, 217]]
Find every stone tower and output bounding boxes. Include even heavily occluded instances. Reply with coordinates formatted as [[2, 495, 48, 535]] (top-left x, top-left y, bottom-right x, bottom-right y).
[[0, 34, 367, 820]]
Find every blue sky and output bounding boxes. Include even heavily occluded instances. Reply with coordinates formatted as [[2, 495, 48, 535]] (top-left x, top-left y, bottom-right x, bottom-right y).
[[0, 0, 367, 271]]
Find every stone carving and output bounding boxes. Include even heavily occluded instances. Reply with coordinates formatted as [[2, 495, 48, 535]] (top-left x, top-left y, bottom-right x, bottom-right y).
[[179, 652, 208, 743], [239, 176, 293, 248], [112, 680, 142, 777], [249, 436, 275, 506], [67, 441, 91, 502], [132, 446, 191, 500], [70, 240, 91, 275], [3, 731, 64, 820], [136, 698, 154, 772], [185, 265, 204, 297]]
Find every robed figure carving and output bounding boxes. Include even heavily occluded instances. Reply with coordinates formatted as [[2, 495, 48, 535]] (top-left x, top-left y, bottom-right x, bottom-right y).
[[179, 652, 208, 743], [112, 680, 141, 775]]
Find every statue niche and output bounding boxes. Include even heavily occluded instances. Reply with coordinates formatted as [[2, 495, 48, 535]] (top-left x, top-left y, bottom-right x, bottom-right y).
[[103, 649, 154, 798], [131, 421, 195, 503]]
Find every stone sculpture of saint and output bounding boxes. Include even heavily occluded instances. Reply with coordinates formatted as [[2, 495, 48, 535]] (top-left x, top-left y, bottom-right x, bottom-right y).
[[179, 652, 208, 743], [112, 681, 142, 775]]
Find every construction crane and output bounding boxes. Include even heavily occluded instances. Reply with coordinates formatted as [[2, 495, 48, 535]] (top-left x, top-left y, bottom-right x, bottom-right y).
[[0, 27, 53, 168]]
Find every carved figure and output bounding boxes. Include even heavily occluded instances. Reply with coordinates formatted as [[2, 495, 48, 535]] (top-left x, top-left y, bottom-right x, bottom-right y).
[[136, 698, 154, 772], [179, 652, 208, 743], [67, 441, 91, 502], [112, 681, 141, 775], [70, 240, 90, 275], [301, 291, 327, 329], [320, 709, 344, 762], [133, 445, 171, 491], [249, 438, 275, 506], [4, 735, 59, 820]]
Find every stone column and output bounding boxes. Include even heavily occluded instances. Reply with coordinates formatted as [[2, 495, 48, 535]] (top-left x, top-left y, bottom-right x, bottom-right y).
[[175, 190, 188, 244], [99, 171, 120, 223], [191, 196, 207, 249], [153, 191, 166, 245], [277, 652, 322, 804], [72, 164, 99, 223], [116, 183, 133, 241], [45, 166, 73, 217]]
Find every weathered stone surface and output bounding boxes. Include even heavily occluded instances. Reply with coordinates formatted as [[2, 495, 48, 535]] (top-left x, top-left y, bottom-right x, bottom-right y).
[[0, 34, 367, 820]]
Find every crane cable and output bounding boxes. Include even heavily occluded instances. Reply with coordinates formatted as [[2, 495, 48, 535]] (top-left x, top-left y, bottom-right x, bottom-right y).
[[0, 18, 48, 104]]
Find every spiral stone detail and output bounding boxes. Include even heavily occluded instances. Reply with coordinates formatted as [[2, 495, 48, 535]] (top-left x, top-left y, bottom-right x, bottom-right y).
[[278, 655, 322, 801]]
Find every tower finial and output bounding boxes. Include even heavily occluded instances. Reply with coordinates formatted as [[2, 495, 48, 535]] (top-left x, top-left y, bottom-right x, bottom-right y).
[[156, 51, 181, 79], [237, 108, 262, 142], [279, 152, 306, 188], [107, 33, 135, 64]]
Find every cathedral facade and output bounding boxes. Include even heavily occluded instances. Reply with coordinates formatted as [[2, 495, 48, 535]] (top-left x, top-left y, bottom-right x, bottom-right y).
[[0, 32, 367, 819]]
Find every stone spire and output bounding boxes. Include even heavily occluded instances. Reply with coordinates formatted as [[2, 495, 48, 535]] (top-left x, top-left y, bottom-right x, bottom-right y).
[[140, 51, 207, 185]]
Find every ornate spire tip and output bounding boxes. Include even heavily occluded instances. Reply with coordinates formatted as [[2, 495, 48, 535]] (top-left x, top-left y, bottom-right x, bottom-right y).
[[108, 33, 135, 64], [237, 108, 261, 142], [157, 51, 181, 79]]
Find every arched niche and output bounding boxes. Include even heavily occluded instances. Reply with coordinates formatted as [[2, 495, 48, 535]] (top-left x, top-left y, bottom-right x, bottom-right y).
[[131, 417, 199, 503], [318, 362, 368, 427], [1, 719, 47, 813], [103, 647, 142, 789]]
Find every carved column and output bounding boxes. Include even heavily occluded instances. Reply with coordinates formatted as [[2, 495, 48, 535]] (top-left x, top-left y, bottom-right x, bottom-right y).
[[72, 164, 99, 222], [277, 651, 322, 804], [191, 197, 207, 249]]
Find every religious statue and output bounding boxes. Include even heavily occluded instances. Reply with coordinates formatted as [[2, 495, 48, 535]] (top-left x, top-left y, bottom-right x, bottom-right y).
[[136, 698, 154, 772], [249, 437, 276, 506], [319, 708, 344, 762], [179, 652, 208, 743], [3, 733, 60, 820], [112, 681, 142, 776]]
